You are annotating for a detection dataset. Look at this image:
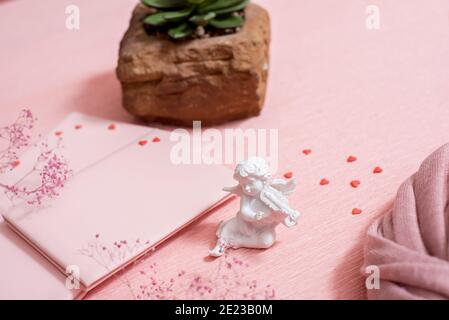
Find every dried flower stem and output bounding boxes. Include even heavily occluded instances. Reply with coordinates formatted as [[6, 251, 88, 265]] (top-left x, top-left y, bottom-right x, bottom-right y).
[[0, 110, 72, 206]]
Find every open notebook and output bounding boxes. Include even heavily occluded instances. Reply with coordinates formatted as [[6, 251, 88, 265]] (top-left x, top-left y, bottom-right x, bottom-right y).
[[0, 113, 233, 295]]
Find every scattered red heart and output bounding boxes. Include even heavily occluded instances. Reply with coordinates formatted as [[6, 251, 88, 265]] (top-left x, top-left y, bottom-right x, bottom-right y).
[[152, 137, 161, 143], [320, 178, 329, 185], [352, 208, 363, 215], [350, 180, 361, 188], [373, 166, 383, 174], [283, 172, 293, 179], [138, 140, 148, 146], [11, 160, 20, 168], [302, 149, 312, 155], [347, 155, 357, 163]]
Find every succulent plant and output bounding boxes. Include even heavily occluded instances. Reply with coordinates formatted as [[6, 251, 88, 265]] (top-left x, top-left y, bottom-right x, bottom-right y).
[[141, 0, 250, 40]]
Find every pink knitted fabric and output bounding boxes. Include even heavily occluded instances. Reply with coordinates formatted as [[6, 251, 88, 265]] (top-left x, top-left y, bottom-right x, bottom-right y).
[[364, 144, 449, 299]]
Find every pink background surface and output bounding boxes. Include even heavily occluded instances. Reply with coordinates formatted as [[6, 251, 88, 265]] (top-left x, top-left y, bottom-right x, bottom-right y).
[[1, 0, 449, 299]]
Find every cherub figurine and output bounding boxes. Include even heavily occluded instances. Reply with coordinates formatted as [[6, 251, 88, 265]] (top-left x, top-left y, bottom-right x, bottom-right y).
[[209, 157, 300, 257]]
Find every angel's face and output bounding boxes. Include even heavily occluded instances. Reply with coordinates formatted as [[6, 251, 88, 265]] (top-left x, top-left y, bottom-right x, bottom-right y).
[[238, 176, 264, 196]]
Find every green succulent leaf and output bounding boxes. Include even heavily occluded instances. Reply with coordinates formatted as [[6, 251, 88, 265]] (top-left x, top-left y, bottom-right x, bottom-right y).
[[141, 0, 188, 9], [190, 12, 216, 26], [209, 14, 244, 29], [213, 0, 249, 15], [143, 6, 194, 25], [198, 0, 248, 14], [142, 0, 249, 40], [187, 0, 206, 4], [163, 6, 194, 21], [197, 0, 218, 10], [168, 23, 194, 39], [143, 11, 167, 25]]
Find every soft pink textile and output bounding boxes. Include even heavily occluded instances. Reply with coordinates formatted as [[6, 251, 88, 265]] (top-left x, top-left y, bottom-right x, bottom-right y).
[[364, 144, 449, 299]]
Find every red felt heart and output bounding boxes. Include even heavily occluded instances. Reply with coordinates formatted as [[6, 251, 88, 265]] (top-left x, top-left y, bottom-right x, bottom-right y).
[[302, 149, 312, 155], [283, 172, 293, 179], [347, 155, 357, 163], [11, 160, 20, 168], [152, 137, 161, 143], [352, 208, 363, 215], [75, 124, 82, 130], [350, 180, 361, 188], [138, 140, 148, 146], [108, 124, 116, 130], [373, 166, 383, 174], [320, 178, 329, 185]]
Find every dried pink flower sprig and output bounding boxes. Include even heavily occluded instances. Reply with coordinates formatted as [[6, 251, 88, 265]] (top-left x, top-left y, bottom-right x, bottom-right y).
[[184, 254, 276, 300], [136, 263, 181, 300], [80, 235, 153, 300], [81, 234, 276, 300], [136, 254, 276, 300], [0, 109, 35, 173], [0, 110, 72, 206], [79, 235, 150, 271]]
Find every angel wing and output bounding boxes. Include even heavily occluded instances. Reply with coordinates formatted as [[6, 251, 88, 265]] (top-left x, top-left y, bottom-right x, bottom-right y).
[[270, 178, 297, 196]]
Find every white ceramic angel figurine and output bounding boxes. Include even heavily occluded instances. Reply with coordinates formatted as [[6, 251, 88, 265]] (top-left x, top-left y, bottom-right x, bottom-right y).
[[209, 157, 300, 257]]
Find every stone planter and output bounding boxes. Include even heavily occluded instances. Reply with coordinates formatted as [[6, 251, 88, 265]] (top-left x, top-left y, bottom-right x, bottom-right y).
[[116, 3, 270, 126]]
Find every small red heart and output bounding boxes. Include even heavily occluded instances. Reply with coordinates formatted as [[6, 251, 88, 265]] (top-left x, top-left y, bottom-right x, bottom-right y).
[[302, 149, 312, 155], [152, 137, 161, 143], [347, 155, 357, 163], [352, 208, 363, 215], [350, 180, 361, 188], [320, 178, 329, 186], [138, 140, 148, 146], [283, 172, 293, 179], [108, 124, 116, 130], [11, 160, 20, 168], [54, 131, 63, 136], [373, 166, 383, 174], [74, 124, 82, 130]]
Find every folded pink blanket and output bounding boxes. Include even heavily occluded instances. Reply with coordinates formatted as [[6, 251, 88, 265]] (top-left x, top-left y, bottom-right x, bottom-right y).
[[363, 144, 449, 299]]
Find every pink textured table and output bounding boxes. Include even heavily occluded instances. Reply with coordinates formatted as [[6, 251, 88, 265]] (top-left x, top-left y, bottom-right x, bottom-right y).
[[1, 0, 449, 299]]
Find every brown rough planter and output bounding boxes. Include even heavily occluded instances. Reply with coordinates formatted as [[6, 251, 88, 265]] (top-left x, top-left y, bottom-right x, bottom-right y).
[[116, 3, 270, 126]]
